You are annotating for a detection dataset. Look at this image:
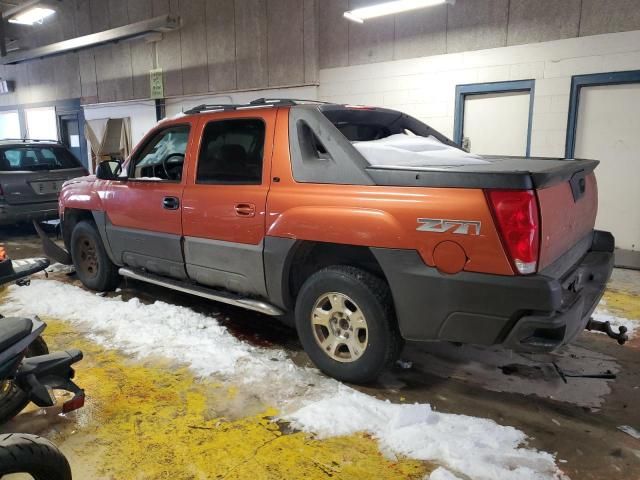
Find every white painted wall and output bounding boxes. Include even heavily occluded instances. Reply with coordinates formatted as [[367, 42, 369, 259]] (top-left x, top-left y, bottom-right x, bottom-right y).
[[462, 91, 530, 156], [575, 83, 640, 252], [318, 30, 640, 159]]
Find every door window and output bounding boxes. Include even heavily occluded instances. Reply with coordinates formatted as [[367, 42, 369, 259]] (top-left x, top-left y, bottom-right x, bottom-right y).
[[130, 125, 190, 181], [196, 119, 265, 184]]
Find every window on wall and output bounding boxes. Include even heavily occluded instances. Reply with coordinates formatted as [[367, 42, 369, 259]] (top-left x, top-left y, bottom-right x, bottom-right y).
[[25, 107, 58, 140], [196, 119, 265, 184], [0, 111, 20, 139]]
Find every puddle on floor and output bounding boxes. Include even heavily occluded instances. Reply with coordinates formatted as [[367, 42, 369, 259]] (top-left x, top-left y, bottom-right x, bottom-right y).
[[1, 319, 431, 480]]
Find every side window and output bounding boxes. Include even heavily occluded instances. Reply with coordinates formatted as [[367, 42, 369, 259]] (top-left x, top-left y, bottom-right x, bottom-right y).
[[130, 125, 190, 181], [196, 119, 265, 185]]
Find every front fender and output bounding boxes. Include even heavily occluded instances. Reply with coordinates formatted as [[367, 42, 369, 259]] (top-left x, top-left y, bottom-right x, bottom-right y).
[[59, 177, 107, 214]]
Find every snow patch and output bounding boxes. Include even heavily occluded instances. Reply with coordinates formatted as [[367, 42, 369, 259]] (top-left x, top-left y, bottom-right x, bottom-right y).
[[429, 467, 463, 480], [284, 386, 561, 480], [1, 280, 565, 480], [354, 134, 488, 168]]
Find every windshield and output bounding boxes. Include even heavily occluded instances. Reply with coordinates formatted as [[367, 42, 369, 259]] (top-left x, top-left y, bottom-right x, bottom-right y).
[[0, 146, 82, 172]]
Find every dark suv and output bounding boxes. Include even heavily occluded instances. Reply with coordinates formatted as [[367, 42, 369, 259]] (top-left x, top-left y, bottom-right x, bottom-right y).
[[0, 139, 87, 225]]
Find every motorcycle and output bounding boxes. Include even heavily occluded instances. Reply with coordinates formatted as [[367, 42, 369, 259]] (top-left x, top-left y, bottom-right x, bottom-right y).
[[0, 249, 85, 480]]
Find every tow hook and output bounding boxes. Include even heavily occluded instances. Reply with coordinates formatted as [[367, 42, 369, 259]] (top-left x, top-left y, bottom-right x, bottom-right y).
[[586, 318, 629, 345]]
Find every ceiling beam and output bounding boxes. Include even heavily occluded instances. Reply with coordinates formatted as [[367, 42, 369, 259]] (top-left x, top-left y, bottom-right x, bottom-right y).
[[1, 14, 181, 65]]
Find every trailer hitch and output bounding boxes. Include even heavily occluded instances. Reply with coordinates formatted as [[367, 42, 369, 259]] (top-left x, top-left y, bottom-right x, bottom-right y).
[[586, 318, 628, 345]]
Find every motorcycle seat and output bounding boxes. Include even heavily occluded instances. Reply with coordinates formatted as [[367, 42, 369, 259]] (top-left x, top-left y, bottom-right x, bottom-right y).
[[0, 317, 33, 353]]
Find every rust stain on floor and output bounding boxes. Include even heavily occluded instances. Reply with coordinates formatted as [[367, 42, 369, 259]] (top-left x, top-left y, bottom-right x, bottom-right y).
[[602, 289, 640, 320], [4, 319, 431, 479]]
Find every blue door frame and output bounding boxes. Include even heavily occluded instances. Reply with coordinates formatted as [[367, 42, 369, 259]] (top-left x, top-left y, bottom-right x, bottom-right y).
[[565, 70, 640, 158], [453, 80, 536, 157]]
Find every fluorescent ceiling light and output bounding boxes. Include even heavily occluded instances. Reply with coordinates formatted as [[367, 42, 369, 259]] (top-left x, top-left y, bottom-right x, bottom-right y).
[[8, 7, 55, 25], [344, 0, 454, 23]]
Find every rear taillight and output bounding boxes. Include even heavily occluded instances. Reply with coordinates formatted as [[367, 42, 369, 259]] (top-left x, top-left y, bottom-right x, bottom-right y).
[[62, 390, 85, 414], [487, 189, 540, 275]]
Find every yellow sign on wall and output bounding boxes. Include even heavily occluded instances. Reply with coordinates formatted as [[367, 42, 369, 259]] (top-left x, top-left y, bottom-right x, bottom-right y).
[[150, 68, 164, 99]]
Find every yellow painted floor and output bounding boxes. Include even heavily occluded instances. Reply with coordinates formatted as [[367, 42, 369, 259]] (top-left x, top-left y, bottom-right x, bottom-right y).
[[5, 319, 432, 480]]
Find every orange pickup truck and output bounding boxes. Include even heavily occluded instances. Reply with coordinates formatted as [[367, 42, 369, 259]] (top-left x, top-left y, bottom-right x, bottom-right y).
[[44, 99, 619, 383]]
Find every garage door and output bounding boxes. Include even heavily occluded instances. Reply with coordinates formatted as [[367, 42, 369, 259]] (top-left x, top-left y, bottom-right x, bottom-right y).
[[462, 91, 531, 156], [574, 83, 640, 267]]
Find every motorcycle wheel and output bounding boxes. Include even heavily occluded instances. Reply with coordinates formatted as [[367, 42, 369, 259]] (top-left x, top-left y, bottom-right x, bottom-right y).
[[0, 433, 71, 480], [0, 336, 49, 423]]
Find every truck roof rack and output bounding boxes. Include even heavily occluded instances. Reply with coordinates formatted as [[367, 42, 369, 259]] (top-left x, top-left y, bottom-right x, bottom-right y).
[[183, 98, 329, 115]]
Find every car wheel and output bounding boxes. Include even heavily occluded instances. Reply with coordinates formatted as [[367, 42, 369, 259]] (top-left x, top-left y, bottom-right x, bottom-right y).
[[295, 266, 403, 384], [70, 220, 120, 292]]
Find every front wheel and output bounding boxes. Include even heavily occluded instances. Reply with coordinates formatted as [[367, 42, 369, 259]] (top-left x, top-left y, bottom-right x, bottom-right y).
[[295, 266, 403, 384], [70, 220, 120, 292], [0, 433, 71, 480]]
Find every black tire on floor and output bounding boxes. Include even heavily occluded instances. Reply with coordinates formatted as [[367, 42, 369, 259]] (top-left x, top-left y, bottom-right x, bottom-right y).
[[0, 433, 72, 480], [71, 220, 120, 292], [0, 336, 49, 423], [295, 266, 403, 384]]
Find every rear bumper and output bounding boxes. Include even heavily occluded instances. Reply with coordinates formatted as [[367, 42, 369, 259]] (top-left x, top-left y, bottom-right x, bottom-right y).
[[372, 230, 614, 352], [0, 201, 59, 225]]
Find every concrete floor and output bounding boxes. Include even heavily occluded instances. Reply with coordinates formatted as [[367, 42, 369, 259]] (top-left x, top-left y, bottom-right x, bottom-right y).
[[1, 225, 639, 479]]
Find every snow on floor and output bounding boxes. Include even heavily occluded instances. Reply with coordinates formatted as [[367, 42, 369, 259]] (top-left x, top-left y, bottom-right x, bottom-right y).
[[1, 280, 565, 480], [428, 467, 463, 480]]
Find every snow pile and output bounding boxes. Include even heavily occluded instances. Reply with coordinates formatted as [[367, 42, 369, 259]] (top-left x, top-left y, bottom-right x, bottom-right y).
[[354, 134, 488, 168], [591, 308, 638, 339], [1, 280, 565, 480], [429, 467, 463, 480], [285, 386, 560, 480]]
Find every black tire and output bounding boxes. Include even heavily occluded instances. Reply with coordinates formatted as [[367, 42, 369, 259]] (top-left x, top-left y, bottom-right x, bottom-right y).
[[295, 266, 403, 384], [70, 220, 120, 292], [0, 336, 49, 423], [0, 433, 71, 480]]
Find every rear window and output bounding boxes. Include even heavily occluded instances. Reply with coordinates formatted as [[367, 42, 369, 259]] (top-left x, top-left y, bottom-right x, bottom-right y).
[[320, 107, 485, 167], [0, 146, 81, 172]]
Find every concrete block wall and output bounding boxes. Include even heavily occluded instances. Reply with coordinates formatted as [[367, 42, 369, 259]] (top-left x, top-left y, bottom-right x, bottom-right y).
[[318, 30, 640, 158]]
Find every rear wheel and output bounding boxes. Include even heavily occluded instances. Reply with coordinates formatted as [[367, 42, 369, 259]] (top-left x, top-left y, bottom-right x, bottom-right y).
[[0, 433, 71, 480], [71, 220, 120, 292], [295, 266, 403, 384], [0, 337, 48, 423]]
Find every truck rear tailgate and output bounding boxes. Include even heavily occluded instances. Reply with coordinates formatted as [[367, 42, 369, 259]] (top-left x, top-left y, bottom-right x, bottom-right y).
[[537, 172, 598, 270]]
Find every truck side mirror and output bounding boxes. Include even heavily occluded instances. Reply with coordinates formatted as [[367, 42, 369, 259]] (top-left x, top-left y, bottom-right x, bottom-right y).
[[96, 160, 124, 180]]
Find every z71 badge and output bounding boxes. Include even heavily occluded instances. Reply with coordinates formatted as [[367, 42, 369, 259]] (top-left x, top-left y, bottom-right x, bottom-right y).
[[417, 218, 481, 235]]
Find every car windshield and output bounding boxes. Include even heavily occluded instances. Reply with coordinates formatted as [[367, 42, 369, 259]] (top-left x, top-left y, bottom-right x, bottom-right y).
[[0, 145, 82, 172]]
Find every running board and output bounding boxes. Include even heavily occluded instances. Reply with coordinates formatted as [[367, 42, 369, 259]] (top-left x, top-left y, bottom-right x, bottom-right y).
[[118, 268, 284, 317]]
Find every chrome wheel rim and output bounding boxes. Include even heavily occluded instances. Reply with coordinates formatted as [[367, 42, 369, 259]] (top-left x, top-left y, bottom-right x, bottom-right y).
[[311, 292, 368, 363]]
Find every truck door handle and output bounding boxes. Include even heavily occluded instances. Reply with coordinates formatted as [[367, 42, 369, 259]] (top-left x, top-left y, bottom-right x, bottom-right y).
[[234, 203, 255, 217], [163, 196, 180, 210]]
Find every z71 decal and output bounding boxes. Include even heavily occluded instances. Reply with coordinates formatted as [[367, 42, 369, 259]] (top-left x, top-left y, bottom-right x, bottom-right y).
[[417, 218, 481, 236]]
